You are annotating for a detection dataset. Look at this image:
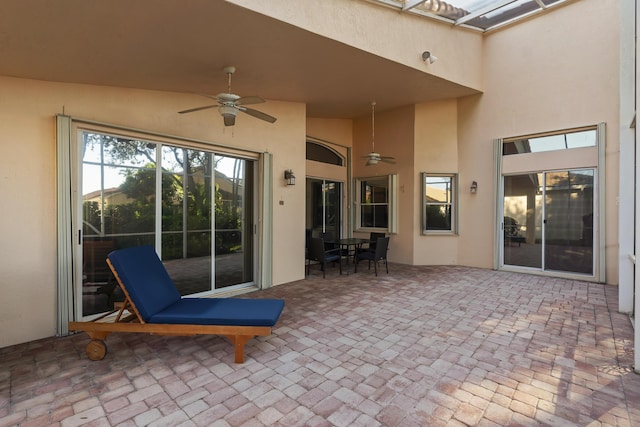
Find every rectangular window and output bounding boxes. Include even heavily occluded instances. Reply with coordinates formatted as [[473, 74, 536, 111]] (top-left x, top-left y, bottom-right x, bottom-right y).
[[422, 173, 457, 233], [356, 175, 397, 232], [503, 128, 596, 155]]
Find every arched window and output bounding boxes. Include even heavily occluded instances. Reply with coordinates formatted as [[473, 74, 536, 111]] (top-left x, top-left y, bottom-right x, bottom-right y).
[[306, 141, 344, 166]]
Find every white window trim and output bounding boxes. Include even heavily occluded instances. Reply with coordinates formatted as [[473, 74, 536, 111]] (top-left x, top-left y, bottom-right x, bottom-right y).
[[355, 174, 397, 234]]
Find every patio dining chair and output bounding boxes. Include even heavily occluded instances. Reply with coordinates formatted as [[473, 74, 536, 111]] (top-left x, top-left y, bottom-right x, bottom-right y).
[[354, 236, 389, 276], [306, 237, 342, 278], [355, 232, 385, 259]]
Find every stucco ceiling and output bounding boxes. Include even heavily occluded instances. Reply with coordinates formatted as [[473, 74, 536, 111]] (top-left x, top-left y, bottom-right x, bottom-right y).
[[0, 0, 479, 119]]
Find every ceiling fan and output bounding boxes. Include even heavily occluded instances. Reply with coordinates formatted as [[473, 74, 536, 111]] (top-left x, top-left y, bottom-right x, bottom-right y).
[[363, 101, 395, 166], [178, 66, 277, 127]]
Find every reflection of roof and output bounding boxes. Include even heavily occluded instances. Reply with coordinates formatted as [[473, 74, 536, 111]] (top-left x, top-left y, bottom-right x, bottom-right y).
[[81, 170, 242, 202], [214, 170, 242, 196], [82, 187, 119, 201], [425, 186, 449, 203]]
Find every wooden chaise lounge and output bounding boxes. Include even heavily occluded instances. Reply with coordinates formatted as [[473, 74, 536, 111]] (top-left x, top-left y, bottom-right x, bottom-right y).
[[69, 245, 285, 363]]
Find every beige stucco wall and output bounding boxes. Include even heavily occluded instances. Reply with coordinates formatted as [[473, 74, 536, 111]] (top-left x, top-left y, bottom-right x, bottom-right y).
[[414, 100, 460, 265], [352, 105, 415, 264], [306, 117, 352, 182], [0, 75, 306, 347], [457, 0, 620, 282], [232, 0, 483, 90]]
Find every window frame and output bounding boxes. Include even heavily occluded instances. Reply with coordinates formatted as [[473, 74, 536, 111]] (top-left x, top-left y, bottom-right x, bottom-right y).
[[421, 172, 458, 235], [355, 174, 397, 233]]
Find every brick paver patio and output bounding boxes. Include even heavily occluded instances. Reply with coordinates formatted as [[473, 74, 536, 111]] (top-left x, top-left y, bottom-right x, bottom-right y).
[[1, 264, 639, 426]]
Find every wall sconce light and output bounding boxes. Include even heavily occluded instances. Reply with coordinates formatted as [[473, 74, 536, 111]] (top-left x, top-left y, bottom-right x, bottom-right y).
[[422, 51, 437, 64], [284, 169, 296, 186], [470, 181, 478, 193]]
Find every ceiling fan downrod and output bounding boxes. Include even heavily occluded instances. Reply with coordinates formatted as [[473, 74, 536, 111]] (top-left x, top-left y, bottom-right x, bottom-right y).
[[223, 65, 235, 93], [371, 101, 376, 153]]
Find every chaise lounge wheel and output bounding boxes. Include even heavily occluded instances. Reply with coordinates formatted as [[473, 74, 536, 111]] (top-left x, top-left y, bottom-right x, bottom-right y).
[[86, 339, 107, 361]]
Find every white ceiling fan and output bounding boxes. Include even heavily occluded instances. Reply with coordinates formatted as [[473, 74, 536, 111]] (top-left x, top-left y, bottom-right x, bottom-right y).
[[363, 101, 395, 166], [178, 66, 277, 127]]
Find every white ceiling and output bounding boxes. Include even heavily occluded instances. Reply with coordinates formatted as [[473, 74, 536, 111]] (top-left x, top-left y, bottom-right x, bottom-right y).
[[0, 0, 479, 119]]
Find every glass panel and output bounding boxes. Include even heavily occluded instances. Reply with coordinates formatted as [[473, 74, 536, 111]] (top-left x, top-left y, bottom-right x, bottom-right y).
[[503, 174, 542, 268], [464, 0, 538, 30], [306, 141, 343, 166], [451, 0, 509, 13], [161, 147, 213, 295], [544, 170, 594, 274], [373, 205, 389, 228], [425, 176, 452, 203], [361, 178, 388, 203], [359, 177, 388, 228], [81, 133, 156, 317], [425, 205, 452, 230], [503, 129, 596, 155], [324, 182, 341, 238], [214, 155, 253, 288], [306, 178, 342, 241]]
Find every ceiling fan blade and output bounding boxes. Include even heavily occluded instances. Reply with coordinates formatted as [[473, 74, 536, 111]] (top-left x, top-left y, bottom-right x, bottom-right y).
[[178, 104, 218, 114], [381, 158, 396, 164], [198, 93, 223, 102], [240, 107, 277, 123], [235, 96, 265, 106]]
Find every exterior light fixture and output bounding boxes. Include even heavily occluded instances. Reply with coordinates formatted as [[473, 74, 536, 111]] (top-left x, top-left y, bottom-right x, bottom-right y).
[[470, 181, 478, 193], [284, 169, 296, 186], [422, 51, 437, 64]]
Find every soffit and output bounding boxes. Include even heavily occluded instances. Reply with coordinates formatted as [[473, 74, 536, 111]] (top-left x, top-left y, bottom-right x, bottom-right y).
[[0, 0, 479, 119]]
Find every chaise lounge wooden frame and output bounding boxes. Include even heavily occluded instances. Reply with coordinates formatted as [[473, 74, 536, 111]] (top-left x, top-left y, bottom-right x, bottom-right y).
[[69, 245, 285, 364]]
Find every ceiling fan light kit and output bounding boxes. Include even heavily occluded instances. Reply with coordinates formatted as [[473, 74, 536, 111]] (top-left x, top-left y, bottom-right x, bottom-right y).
[[178, 65, 277, 127], [218, 104, 238, 126]]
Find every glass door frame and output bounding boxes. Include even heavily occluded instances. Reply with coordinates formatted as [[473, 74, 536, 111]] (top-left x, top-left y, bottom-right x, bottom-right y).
[[501, 169, 596, 276], [76, 128, 260, 319], [494, 123, 606, 282]]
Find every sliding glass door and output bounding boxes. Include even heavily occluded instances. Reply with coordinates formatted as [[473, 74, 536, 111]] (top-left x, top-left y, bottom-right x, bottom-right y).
[[543, 170, 594, 274], [80, 131, 255, 317], [306, 178, 342, 240], [503, 169, 594, 275]]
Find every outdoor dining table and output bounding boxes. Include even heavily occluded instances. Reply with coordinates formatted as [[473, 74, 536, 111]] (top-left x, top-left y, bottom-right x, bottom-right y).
[[333, 238, 370, 273]]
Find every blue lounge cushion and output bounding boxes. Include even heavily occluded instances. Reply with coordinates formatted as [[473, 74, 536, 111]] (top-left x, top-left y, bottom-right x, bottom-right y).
[[108, 245, 181, 321], [150, 298, 285, 326], [108, 245, 285, 326]]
